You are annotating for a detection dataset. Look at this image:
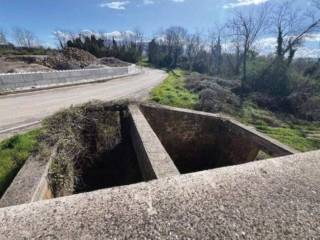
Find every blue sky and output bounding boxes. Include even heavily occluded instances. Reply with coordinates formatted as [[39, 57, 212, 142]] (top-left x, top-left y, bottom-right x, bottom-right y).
[[0, 0, 319, 57]]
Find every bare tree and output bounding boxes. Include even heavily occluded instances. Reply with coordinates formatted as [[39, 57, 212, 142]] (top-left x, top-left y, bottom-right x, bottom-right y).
[[228, 4, 269, 91], [53, 30, 73, 49], [208, 26, 225, 75], [272, 1, 320, 64], [132, 28, 144, 44], [186, 33, 202, 71], [0, 29, 7, 45], [164, 26, 187, 69], [12, 27, 37, 48]]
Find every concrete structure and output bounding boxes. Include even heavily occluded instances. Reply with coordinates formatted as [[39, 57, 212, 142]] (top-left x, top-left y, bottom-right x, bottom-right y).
[[0, 65, 139, 93], [129, 105, 180, 180], [1, 103, 318, 239]]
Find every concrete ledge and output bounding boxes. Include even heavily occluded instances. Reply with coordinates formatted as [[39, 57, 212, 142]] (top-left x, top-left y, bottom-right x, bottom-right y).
[[129, 105, 180, 180], [0, 150, 319, 239], [0, 146, 56, 208]]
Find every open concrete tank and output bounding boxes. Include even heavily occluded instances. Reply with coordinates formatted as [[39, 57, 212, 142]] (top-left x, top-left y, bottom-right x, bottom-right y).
[[0, 101, 296, 206], [4, 101, 320, 240]]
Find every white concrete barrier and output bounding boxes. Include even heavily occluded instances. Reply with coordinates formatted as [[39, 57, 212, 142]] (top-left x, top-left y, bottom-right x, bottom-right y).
[[0, 65, 139, 92]]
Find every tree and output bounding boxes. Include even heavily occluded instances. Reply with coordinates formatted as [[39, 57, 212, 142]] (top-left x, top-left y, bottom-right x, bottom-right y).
[[0, 29, 7, 45], [186, 33, 202, 71], [208, 27, 225, 75], [164, 26, 187, 69], [272, 1, 320, 65], [228, 4, 269, 92], [53, 30, 73, 49], [12, 27, 37, 48], [148, 38, 160, 66]]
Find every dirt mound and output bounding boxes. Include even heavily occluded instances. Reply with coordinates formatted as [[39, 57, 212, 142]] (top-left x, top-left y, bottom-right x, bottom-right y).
[[0, 57, 52, 73], [45, 47, 97, 70], [0, 47, 131, 73], [185, 73, 241, 114]]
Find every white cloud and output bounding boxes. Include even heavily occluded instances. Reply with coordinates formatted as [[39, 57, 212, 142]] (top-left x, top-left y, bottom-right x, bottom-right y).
[[143, 0, 155, 4], [99, 1, 130, 10], [223, 0, 269, 9], [305, 33, 320, 42], [53, 30, 136, 42], [172, 0, 185, 2], [256, 36, 320, 58], [295, 47, 320, 58]]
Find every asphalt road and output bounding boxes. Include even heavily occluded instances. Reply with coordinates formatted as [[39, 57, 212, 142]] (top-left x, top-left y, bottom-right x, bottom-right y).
[[0, 68, 166, 140]]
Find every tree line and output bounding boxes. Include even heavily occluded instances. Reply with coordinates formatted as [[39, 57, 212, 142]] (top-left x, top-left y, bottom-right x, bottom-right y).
[[62, 32, 144, 63], [148, 1, 320, 98]]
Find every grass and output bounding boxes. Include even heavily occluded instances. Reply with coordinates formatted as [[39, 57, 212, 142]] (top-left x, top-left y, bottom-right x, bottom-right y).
[[138, 58, 152, 68], [236, 101, 320, 152], [0, 129, 41, 197], [151, 71, 320, 152], [151, 70, 199, 109]]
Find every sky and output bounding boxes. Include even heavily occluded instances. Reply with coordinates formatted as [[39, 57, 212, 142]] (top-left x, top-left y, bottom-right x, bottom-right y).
[[0, 0, 319, 57]]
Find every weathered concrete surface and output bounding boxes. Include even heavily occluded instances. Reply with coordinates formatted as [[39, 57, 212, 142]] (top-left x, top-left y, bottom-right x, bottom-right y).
[[0, 68, 166, 139], [129, 105, 179, 180], [0, 150, 319, 239], [0, 146, 56, 208], [141, 104, 297, 173], [0, 65, 138, 92]]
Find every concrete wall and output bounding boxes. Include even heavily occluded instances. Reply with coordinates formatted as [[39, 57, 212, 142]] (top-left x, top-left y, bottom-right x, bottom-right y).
[[0, 65, 139, 91], [0, 146, 56, 208], [141, 104, 297, 174]]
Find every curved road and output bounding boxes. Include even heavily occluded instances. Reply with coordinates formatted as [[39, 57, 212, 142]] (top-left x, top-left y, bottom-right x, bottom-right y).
[[0, 68, 166, 140]]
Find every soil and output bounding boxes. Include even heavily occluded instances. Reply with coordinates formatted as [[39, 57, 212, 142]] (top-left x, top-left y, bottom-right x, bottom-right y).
[[0, 47, 131, 73]]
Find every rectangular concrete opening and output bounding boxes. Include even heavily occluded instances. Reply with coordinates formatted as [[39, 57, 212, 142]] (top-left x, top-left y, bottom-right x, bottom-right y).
[[75, 119, 143, 194], [46, 105, 145, 198], [141, 105, 293, 174]]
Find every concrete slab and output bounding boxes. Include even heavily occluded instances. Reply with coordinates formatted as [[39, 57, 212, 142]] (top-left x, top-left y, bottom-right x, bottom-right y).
[[0, 150, 319, 239]]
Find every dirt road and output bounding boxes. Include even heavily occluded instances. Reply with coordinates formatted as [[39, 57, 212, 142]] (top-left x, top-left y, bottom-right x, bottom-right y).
[[0, 68, 166, 140]]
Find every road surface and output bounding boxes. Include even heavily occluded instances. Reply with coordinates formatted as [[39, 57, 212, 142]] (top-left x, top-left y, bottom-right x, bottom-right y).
[[0, 68, 166, 140]]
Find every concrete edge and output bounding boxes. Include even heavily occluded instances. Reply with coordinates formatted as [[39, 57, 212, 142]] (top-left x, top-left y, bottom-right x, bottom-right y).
[[30, 146, 57, 202], [129, 105, 180, 180], [0, 150, 320, 239], [0, 145, 57, 208]]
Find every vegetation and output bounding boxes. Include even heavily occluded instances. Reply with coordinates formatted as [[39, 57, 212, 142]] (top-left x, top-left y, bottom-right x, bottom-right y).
[[146, 2, 320, 122], [63, 34, 143, 63], [151, 70, 198, 109], [0, 44, 55, 56], [238, 101, 320, 152], [152, 71, 320, 152], [43, 101, 126, 197], [0, 129, 41, 197]]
